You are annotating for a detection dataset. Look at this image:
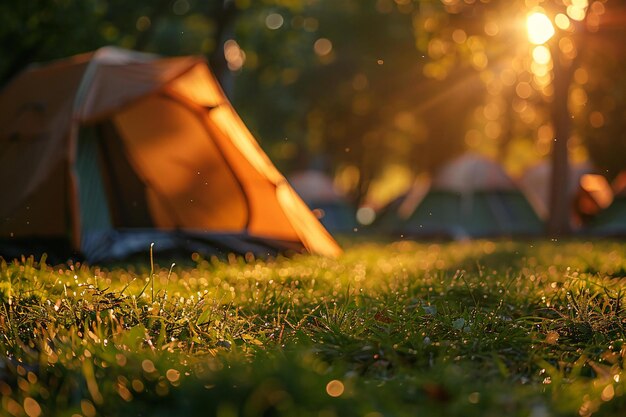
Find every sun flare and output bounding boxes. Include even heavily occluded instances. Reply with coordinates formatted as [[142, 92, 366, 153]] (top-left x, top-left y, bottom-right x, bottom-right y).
[[527, 12, 555, 45]]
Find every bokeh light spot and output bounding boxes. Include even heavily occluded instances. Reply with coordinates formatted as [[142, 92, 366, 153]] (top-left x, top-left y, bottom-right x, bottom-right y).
[[484, 21, 499, 36], [314, 38, 333, 56], [136, 16, 151, 32], [532, 45, 551, 65], [468, 392, 480, 404], [266, 13, 284, 30], [515, 82, 533, 99], [166, 369, 181, 383], [23, 398, 41, 417], [326, 380, 345, 397], [141, 359, 156, 373], [356, 207, 376, 225], [452, 29, 467, 44], [554, 13, 570, 30], [224, 40, 246, 71], [567, 1, 588, 22], [589, 111, 605, 128], [527, 12, 555, 45], [601, 384, 615, 402], [574, 68, 588, 85], [80, 400, 96, 417]]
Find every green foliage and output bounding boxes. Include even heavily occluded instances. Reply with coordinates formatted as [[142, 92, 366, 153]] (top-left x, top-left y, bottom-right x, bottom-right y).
[[0, 0, 225, 85], [2, 1, 626, 204], [2, 241, 626, 416], [232, 0, 448, 198], [0, 0, 475, 205], [7, 1, 625, 202]]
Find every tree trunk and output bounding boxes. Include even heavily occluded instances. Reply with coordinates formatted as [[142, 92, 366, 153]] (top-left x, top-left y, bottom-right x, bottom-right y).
[[208, 0, 238, 96], [546, 48, 575, 236]]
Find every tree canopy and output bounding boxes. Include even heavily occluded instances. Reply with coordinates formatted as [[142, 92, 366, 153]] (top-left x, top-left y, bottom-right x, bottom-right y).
[[1, 0, 624, 206]]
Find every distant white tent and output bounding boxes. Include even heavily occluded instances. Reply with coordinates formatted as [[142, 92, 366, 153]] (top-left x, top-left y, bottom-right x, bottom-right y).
[[433, 153, 517, 192]]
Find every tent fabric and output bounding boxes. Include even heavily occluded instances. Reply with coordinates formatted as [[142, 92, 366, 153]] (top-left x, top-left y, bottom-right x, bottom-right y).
[[587, 198, 626, 236], [574, 174, 613, 223], [374, 154, 543, 238], [612, 172, 626, 197], [81, 230, 306, 264], [0, 46, 341, 261], [519, 161, 593, 220], [398, 190, 543, 239], [519, 161, 613, 229], [433, 153, 517, 192], [586, 172, 626, 236]]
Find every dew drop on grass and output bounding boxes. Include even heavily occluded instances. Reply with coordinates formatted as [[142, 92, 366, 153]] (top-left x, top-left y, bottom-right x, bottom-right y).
[[81, 399, 96, 417], [166, 369, 180, 383], [142, 359, 156, 373], [132, 379, 144, 392], [23, 397, 41, 417], [601, 384, 615, 402], [468, 392, 480, 404]]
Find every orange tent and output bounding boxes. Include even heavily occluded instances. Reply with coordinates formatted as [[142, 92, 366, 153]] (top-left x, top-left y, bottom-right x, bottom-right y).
[[0, 47, 341, 262]]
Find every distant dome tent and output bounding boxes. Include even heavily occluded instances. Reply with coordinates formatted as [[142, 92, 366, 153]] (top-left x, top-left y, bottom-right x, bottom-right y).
[[375, 153, 543, 239], [288, 170, 357, 233], [0, 47, 341, 262]]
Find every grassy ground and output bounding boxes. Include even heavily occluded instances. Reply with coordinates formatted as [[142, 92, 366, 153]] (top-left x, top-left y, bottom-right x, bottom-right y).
[[2, 240, 626, 416]]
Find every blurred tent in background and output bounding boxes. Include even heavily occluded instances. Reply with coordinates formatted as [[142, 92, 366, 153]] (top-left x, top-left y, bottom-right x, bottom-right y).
[[374, 153, 543, 239], [288, 170, 357, 234], [519, 161, 613, 229], [0, 47, 341, 263], [586, 172, 626, 236], [573, 174, 613, 226], [519, 161, 592, 220]]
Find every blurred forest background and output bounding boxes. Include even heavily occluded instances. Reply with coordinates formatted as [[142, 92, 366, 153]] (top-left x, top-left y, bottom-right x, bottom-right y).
[[2, 0, 625, 208]]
